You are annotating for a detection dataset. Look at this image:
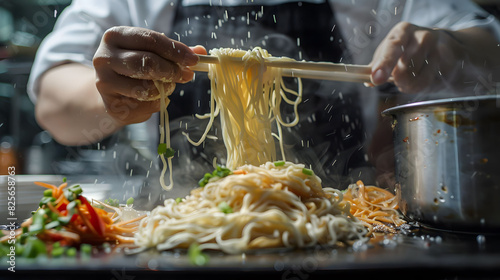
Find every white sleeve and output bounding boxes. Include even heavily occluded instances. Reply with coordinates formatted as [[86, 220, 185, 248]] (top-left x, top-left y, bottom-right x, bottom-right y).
[[26, 0, 133, 102], [402, 0, 500, 38]]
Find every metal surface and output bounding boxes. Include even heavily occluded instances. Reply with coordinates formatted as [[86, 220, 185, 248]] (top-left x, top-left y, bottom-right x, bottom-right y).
[[383, 95, 500, 232], [2, 228, 500, 279], [2, 174, 500, 279]]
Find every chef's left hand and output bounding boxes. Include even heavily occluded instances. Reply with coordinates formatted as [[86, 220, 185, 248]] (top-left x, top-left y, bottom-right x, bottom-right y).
[[369, 22, 466, 94]]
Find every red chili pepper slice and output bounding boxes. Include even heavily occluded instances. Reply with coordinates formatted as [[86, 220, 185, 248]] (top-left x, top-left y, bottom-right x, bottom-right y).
[[79, 196, 105, 236], [57, 203, 67, 211]]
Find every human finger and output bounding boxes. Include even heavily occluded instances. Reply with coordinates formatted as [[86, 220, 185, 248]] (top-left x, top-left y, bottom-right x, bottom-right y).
[[191, 45, 208, 55], [95, 68, 176, 101], [102, 49, 193, 82], [394, 49, 441, 94], [102, 26, 199, 67], [101, 93, 161, 124], [370, 22, 415, 85]]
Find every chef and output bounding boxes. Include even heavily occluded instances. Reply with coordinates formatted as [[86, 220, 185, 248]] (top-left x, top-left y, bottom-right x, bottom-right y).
[[27, 0, 500, 197]]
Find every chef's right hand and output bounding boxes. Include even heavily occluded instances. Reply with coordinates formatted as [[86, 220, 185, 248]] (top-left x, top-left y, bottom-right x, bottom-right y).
[[93, 26, 206, 125]]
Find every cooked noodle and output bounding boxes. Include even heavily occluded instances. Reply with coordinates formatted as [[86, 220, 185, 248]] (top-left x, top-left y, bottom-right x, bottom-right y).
[[155, 80, 174, 190], [135, 162, 367, 253], [144, 47, 404, 253], [183, 47, 302, 169]]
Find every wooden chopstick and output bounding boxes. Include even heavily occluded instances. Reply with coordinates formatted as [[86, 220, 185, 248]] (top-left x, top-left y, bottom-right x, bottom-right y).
[[197, 54, 371, 74], [192, 54, 373, 83]]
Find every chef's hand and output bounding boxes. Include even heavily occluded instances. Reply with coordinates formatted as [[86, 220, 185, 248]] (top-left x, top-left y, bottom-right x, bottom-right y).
[[369, 22, 466, 94], [93, 26, 207, 124]]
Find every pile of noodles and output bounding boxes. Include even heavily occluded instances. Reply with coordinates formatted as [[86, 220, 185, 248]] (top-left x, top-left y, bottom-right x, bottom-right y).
[[135, 162, 367, 253], [143, 47, 403, 253]]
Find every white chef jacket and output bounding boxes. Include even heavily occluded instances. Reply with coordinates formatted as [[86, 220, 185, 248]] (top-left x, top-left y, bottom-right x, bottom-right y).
[[25, 0, 500, 185], [27, 0, 500, 101]]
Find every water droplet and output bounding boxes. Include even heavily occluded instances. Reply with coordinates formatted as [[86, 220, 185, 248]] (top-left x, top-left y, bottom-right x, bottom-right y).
[[477, 235, 486, 249], [274, 261, 284, 271], [435, 236, 442, 244], [352, 240, 368, 252], [381, 238, 397, 249]]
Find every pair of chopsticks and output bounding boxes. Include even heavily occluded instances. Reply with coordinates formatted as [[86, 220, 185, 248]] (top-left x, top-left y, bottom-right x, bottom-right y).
[[189, 54, 373, 84]]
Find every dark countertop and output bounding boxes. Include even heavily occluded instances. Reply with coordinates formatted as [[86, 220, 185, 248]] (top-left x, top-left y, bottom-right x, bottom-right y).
[[3, 222, 500, 280], [2, 175, 500, 280]]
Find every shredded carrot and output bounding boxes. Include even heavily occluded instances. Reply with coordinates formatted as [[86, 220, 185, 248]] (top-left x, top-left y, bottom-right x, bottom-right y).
[[343, 180, 405, 234], [34, 181, 57, 191], [16, 181, 146, 247]]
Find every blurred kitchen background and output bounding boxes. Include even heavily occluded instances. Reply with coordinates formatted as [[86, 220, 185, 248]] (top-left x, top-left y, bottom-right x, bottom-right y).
[[0, 0, 499, 176]]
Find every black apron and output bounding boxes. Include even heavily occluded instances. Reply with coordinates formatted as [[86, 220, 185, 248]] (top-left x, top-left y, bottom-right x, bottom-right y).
[[166, 1, 370, 188]]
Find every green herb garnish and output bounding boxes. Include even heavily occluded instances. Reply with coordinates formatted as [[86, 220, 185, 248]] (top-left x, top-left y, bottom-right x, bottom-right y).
[[39, 196, 56, 207], [188, 243, 209, 266], [22, 237, 47, 258], [80, 243, 92, 256], [198, 166, 232, 187], [218, 201, 233, 214], [66, 247, 77, 257], [104, 198, 119, 207], [158, 143, 176, 158], [51, 246, 65, 258], [274, 161, 285, 167], [175, 197, 183, 204], [126, 197, 134, 206], [302, 168, 314, 176], [64, 184, 82, 201], [43, 189, 53, 197]]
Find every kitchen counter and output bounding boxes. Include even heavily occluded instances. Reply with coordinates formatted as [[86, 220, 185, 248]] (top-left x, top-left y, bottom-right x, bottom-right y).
[[2, 175, 500, 280]]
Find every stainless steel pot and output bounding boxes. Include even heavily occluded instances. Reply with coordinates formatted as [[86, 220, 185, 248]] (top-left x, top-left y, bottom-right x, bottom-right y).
[[382, 95, 500, 232]]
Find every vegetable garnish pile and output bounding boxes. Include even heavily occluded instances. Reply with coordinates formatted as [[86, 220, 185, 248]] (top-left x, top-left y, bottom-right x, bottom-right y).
[[0, 179, 145, 259]]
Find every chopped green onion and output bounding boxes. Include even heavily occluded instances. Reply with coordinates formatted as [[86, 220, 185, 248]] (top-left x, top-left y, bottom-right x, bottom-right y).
[[104, 198, 119, 207], [198, 173, 212, 187], [45, 220, 60, 230], [66, 247, 77, 257], [58, 215, 72, 225], [49, 211, 59, 221], [218, 201, 233, 214], [158, 144, 176, 158], [213, 166, 232, 178], [126, 197, 134, 206], [274, 161, 285, 167], [64, 185, 82, 201], [175, 197, 183, 203], [22, 237, 46, 258], [68, 184, 82, 195], [51, 246, 65, 258], [67, 200, 78, 211], [198, 166, 232, 187], [302, 168, 314, 176], [188, 243, 209, 266], [29, 209, 47, 234], [63, 177, 67, 183], [39, 196, 56, 207], [43, 189, 53, 197], [80, 243, 92, 256], [15, 244, 24, 256]]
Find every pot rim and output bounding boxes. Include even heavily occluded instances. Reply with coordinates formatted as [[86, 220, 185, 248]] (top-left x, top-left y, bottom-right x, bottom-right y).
[[382, 95, 500, 116]]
